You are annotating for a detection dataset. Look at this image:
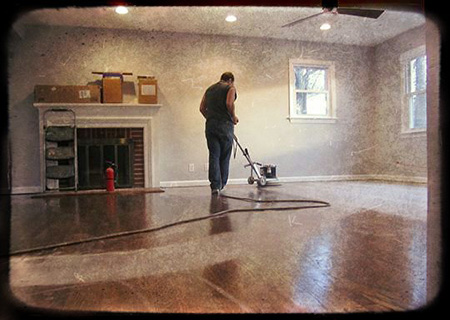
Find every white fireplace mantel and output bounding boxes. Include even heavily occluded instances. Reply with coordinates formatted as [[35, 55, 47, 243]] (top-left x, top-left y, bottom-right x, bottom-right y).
[[33, 102, 162, 108], [33, 102, 162, 192]]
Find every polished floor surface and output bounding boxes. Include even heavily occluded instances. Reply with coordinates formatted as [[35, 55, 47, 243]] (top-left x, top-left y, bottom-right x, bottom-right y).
[[9, 181, 427, 313]]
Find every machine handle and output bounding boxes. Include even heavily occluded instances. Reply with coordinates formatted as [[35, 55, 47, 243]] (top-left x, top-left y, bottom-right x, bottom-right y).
[[244, 162, 262, 168]]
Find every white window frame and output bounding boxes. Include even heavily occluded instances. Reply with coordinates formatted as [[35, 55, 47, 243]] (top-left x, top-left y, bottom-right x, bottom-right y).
[[288, 59, 337, 123], [400, 45, 427, 135]]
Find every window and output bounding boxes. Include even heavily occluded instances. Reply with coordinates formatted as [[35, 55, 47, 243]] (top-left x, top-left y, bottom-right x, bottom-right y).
[[401, 46, 427, 133], [289, 59, 336, 122]]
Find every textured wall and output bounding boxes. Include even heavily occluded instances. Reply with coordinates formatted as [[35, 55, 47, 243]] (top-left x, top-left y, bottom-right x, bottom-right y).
[[8, 23, 425, 191], [371, 26, 427, 177]]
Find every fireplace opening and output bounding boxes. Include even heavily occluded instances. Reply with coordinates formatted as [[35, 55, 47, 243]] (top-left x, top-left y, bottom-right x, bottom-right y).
[[77, 128, 144, 190]]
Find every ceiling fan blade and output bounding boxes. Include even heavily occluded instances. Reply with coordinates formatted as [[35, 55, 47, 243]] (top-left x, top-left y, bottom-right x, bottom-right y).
[[336, 7, 384, 19], [281, 11, 324, 28]]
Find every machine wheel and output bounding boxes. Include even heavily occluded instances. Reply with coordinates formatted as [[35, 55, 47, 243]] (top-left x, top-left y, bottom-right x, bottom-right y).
[[257, 176, 267, 187], [248, 176, 255, 185]]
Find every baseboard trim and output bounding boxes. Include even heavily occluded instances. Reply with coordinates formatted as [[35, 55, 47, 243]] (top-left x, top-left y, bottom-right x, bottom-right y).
[[11, 186, 43, 195], [160, 179, 247, 188], [362, 174, 427, 184], [10, 175, 427, 193], [160, 174, 427, 188], [278, 175, 367, 183]]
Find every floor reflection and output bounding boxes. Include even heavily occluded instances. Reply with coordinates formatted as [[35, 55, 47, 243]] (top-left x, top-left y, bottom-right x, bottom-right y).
[[201, 259, 242, 307], [293, 209, 426, 312], [209, 195, 233, 234], [9, 182, 427, 312]]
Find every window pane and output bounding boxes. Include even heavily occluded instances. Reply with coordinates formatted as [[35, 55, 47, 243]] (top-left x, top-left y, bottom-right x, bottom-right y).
[[409, 55, 426, 92], [117, 145, 130, 186], [409, 93, 427, 129], [296, 92, 328, 116], [103, 145, 115, 165], [88, 146, 103, 187], [294, 66, 327, 91], [77, 146, 87, 187]]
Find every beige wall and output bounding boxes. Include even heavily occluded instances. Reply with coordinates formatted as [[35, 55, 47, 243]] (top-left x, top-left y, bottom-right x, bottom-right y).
[[8, 23, 426, 191], [371, 25, 427, 177]]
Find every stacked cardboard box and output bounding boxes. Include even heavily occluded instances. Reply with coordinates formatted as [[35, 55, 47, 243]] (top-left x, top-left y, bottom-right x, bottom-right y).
[[102, 74, 123, 103], [138, 76, 158, 104], [34, 85, 101, 103], [92, 72, 133, 103], [35, 72, 158, 104]]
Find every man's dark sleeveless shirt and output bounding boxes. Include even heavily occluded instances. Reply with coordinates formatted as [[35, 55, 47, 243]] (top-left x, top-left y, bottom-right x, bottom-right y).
[[204, 81, 236, 123]]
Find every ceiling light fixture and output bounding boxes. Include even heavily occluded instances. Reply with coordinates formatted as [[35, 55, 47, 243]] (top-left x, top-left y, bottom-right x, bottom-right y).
[[320, 23, 331, 30], [115, 6, 128, 14], [225, 15, 237, 22]]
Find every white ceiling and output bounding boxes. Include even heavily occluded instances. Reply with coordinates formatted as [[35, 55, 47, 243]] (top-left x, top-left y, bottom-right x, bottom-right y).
[[14, 6, 426, 46]]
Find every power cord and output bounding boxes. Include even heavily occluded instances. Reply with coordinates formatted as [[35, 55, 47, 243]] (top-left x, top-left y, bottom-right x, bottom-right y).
[[9, 194, 330, 257]]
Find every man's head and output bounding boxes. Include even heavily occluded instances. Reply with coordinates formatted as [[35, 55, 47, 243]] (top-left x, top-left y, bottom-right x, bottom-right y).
[[220, 72, 234, 84]]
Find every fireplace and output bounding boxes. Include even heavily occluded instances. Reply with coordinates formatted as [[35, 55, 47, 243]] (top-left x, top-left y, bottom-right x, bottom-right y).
[[34, 102, 162, 192], [77, 128, 144, 190]]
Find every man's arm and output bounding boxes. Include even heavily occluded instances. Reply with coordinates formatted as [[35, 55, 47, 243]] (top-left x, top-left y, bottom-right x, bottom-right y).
[[199, 94, 207, 119], [226, 86, 239, 125]]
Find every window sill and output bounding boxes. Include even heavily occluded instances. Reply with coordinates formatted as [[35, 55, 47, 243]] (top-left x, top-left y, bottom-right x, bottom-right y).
[[287, 117, 337, 124], [400, 129, 426, 137]]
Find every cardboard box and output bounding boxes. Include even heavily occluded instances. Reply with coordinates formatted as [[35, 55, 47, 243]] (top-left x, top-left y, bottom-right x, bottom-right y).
[[138, 76, 158, 104], [102, 75, 123, 103], [34, 85, 101, 103]]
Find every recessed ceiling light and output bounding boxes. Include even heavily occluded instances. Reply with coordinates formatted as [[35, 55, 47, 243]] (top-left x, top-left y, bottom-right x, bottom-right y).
[[320, 23, 331, 30], [226, 15, 237, 23], [115, 6, 128, 14]]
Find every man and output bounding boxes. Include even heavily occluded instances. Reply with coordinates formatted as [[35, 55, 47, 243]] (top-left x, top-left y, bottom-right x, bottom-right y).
[[200, 72, 239, 195]]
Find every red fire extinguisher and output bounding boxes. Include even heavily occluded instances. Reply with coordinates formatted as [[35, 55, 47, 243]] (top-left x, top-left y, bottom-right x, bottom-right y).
[[106, 166, 115, 192]]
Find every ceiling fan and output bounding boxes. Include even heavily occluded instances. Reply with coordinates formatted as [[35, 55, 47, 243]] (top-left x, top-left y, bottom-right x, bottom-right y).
[[281, 0, 385, 28]]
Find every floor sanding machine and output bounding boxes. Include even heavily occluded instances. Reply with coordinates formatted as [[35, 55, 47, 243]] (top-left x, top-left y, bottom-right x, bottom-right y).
[[233, 134, 280, 187]]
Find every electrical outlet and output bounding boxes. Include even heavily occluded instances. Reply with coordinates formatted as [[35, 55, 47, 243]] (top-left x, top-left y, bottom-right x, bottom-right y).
[[188, 163, 195, 172], [204, 163, 209, 171]]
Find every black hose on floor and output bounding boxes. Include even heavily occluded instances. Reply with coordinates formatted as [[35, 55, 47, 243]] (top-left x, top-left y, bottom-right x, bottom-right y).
[[9, 194, 330, 257]]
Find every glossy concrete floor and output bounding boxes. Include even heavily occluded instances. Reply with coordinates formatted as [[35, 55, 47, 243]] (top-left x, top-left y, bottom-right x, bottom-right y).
[[9, 181, 427, 313]]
